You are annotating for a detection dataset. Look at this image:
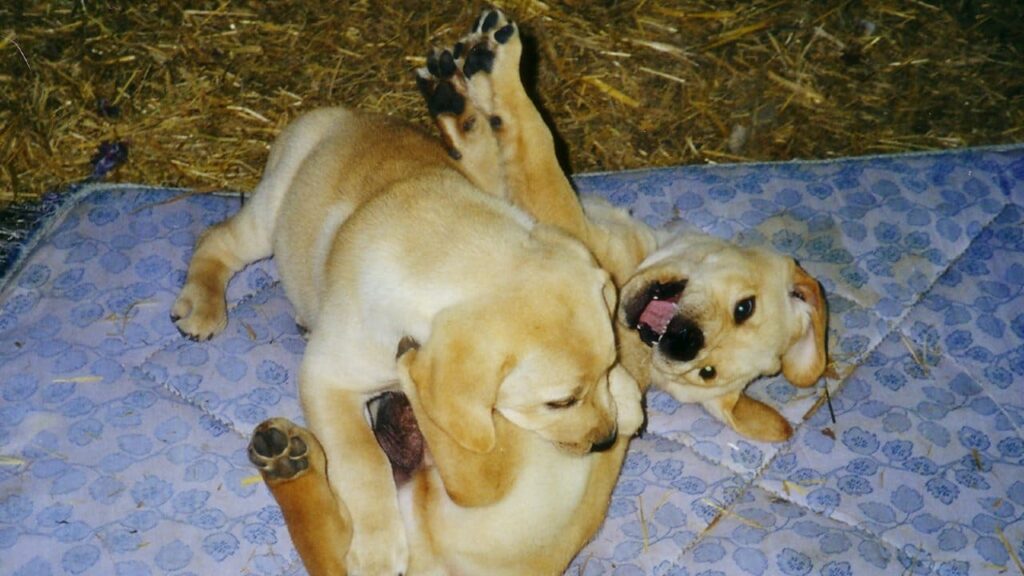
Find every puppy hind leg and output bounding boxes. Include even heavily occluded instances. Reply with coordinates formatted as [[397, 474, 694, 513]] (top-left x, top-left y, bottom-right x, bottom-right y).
[[249, 418, 352, 576], [302, 380, 409, 576], [455, 9, 590, 242]]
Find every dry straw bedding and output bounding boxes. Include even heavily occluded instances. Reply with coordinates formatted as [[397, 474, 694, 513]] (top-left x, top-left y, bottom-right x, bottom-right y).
[[1, 0, 1022, 206]]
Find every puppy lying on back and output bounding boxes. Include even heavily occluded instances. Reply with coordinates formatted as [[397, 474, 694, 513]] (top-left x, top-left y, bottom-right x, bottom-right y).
[[423, 8, 828, 443], [613, 221, 827, 441], [174, 9, 645, 575]]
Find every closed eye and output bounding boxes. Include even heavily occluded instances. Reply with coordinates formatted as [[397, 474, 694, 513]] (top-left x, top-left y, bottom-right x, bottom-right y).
[[734, 296, 756, 324], [545, 397, 578, 409]]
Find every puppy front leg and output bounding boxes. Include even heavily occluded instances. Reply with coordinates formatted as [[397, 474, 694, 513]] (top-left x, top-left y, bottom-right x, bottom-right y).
[[703, 391, 794, 443], [303, 383, 408, 576], [249, 418, 351, 576], [172, 215, 270, 340]]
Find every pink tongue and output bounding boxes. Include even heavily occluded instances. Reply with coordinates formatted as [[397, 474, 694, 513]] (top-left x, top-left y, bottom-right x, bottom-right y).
[[638, 299, 677, 335]]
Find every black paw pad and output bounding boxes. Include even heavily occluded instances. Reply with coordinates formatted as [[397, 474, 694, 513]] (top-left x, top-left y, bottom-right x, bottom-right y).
[[426, 50, 456, 79], [480, 10, 500, 33], [289, 456, 309, 473], [426, 81, 465, 117], [494, 23, 515, 44], [438, 50, 456, 77], [463, 44, 495, 78], [252, 426, 289, 458]]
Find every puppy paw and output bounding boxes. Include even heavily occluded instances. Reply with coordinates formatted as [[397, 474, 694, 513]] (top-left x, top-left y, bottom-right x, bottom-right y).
[[417, 48, 465, 120], [462, 8, 521, 80], [415, 45, 495, 163], [456, 8, 523, 115], [248, 418, 314, 482], [171, 281, 227, 341], [417, 8, 523, 133]]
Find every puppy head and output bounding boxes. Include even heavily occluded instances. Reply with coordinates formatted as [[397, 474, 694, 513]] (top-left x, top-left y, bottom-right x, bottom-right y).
[[620, 234, 828, 400], [401, 238, 621, 456]]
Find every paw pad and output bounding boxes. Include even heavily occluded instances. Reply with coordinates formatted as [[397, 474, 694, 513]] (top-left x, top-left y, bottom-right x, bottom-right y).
[[475, 10, 500, 33], [418, 49, 468, 118], [494, 23, 515, 45], [426, 49, 457, 79], [248, 419, 312, 480], [463, 44, 495, 79]]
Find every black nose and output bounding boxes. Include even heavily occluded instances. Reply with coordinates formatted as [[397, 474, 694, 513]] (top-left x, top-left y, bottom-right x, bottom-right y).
[[590, 428, 618, 453], [658, 317, 704, 362]]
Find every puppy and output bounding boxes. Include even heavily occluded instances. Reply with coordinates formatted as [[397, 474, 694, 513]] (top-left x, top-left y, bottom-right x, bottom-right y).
[[247, 343, 644, 575], [172, 82, 628, 575], [614, 226, 828, 441], [424, 8, 827, 443]]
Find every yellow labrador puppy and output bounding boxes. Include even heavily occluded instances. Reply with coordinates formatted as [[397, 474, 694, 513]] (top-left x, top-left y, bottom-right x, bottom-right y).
[[614, 226, 828, 441], [172, 94, 630, 574], [429, 8, 828, 443], [247, 343, 644, 575]]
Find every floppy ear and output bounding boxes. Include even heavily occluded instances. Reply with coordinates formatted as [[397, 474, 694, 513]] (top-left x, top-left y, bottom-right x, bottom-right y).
[[782, 262, 828, 387], [406, 307, 507, 454], [396, 334, 520, 508]]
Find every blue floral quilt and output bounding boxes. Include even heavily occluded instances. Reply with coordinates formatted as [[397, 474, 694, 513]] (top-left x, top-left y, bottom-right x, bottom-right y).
[[2, 146, 1023, 575]]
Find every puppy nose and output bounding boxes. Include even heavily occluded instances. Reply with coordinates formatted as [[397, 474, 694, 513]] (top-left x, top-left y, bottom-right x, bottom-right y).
[[590, 428, 618, 453], [659, 317, 704, 361]]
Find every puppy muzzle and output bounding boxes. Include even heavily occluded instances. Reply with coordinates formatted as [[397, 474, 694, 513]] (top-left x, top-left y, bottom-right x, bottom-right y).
[[658, 317, 704, 362], [589, 427, 618, 453]]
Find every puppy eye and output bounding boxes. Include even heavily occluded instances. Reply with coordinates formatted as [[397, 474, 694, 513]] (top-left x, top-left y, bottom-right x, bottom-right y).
[[546, 397, 578, 409], [699, 366, 717, 380], [734, 296, 756, 324]]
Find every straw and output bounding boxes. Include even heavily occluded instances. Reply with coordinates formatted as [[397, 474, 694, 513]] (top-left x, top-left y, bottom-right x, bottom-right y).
[[1, 1, 1022, 206]]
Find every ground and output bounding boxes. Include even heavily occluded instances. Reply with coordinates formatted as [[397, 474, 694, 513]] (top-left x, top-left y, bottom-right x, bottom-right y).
[[1, 0, 1022, 206]]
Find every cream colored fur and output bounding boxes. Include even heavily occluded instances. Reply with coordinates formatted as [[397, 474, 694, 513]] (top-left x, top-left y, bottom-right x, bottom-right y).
[[173, 103, 636, 574]]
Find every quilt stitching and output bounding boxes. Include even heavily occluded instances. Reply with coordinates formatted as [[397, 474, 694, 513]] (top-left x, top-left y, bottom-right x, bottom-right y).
[[3, 147, 1023, 575]]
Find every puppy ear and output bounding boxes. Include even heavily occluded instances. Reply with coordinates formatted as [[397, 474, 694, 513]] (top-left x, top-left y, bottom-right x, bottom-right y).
[[406, 308, 504, 453], [396, 342, 519, 508], [782, 262, 828, 387]]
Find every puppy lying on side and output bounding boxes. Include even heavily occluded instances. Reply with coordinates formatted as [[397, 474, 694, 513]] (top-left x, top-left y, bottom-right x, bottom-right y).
[[171, 57, 638, 576], [422, 9, 828, 443]]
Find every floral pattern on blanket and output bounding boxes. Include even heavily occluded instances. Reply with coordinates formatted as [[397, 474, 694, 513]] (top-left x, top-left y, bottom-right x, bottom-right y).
[[1, 147, 1023, 575]]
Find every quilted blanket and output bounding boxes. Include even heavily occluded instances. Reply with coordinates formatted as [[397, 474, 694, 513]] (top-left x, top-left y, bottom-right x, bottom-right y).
[[2, 146, 1023, 575]]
